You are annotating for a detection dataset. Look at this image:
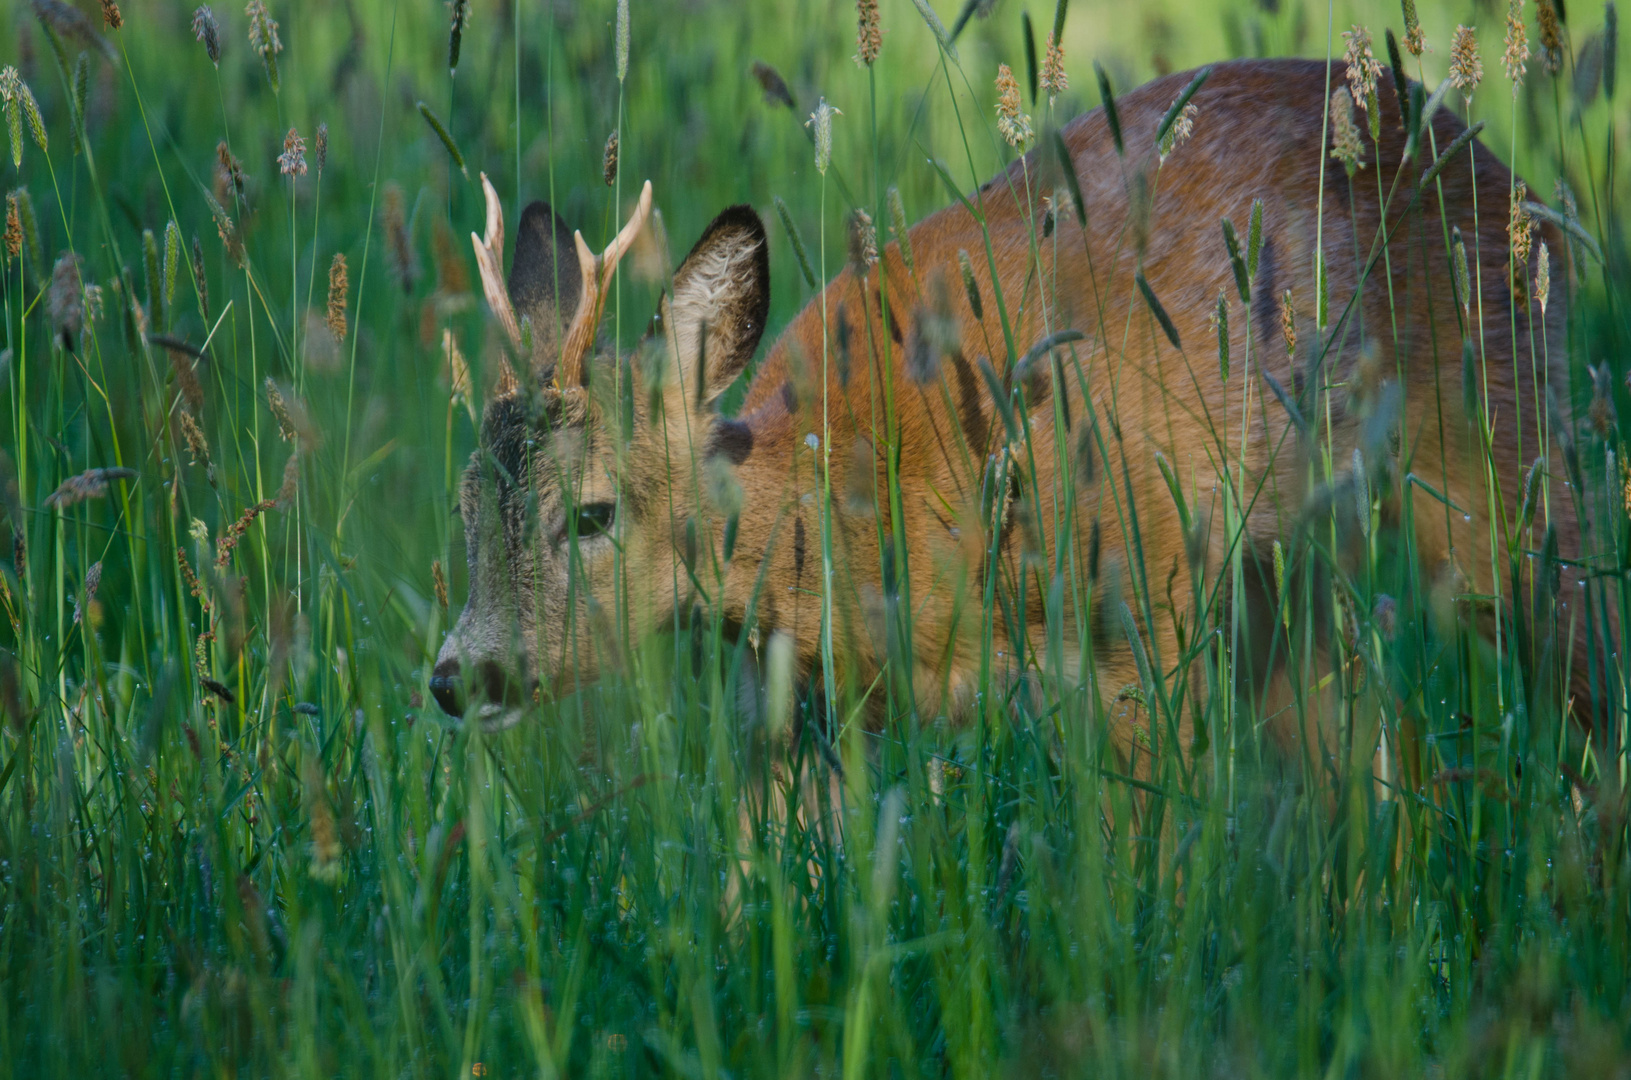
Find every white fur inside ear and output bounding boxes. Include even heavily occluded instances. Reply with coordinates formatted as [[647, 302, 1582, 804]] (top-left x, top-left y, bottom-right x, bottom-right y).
[[667, 229, 763, 399]]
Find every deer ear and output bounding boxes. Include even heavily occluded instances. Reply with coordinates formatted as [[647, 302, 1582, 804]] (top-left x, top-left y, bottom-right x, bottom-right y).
[[662, 205, 770, 405], [509, 201, 582, 370]]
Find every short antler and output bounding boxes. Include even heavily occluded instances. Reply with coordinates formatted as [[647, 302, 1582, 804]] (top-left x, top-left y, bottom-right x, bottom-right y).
[[555, 179, 654, 389], [470, 173, 522, 394]]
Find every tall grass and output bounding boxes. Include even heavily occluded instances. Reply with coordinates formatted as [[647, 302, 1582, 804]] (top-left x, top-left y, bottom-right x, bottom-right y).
[[0, 0, 1627, 1076]]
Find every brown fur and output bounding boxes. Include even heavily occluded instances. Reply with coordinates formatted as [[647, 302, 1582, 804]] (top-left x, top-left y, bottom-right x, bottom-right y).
[[437, 59, 1590, 757]]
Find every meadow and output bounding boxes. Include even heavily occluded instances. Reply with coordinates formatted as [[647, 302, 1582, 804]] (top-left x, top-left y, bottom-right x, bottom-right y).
[[0, 0, 1628, 1075]]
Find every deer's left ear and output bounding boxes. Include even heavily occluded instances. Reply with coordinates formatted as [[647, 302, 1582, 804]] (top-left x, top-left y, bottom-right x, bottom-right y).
[[659, 205, 770, 405]]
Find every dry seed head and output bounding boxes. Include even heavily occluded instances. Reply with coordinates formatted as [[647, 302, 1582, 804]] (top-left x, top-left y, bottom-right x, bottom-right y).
[[887, 185, 913, 273], [1623, 459, 1631, 518], [1329, 87, 1366, 175], [265, 378, 298, 442], [216, 141, 245, 194], [995, 63, 1033, 148], [382, 183, 418, 294], [855, 0, 883, 67], [275, 452, 299, 507], [1504, 0, 1530, 92], [45, 467, 137, 509], [957, 249, 984, 322], [1535, 241, 1551, 316], [178, 408, 211, 465], [1537, 1, 1562, 74], [193, 6, 222, 65], [1158, 100, 1197, 161], [1509, 179, 1534, 265], [443, 327, 470, 402], [1041, 32, 1067, 103], [1279, 289, 1296, 358], [326, 252, 348, 341], [49, 254, 85, 341], [848, 208, 878, 270], [101, 0, 122, 29], [806, 98, 840, 175], [4, 194, 19, 261], [750, 61, 794, 109], [314, 122, 328, 173], [1449, 25, 1483, 102], [167, 342, 204, 411], [245, 0, 282, 90], [278, 128, 307, 177], [432, 559, 448, 610], [1402, 0, 1426, 56], [1342, 25, 1383, 113], [602, 131, 619, 186]]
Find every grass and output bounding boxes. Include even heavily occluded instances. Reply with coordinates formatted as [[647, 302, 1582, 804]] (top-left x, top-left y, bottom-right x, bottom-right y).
[[1, 0, 1628, 1076]]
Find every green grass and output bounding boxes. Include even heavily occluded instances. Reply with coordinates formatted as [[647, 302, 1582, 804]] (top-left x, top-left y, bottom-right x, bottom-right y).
[[1, 0, 1628, 1076]]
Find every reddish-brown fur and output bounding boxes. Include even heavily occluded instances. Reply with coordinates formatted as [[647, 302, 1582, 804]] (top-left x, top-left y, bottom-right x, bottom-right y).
[[438, 59, 1590, 758]]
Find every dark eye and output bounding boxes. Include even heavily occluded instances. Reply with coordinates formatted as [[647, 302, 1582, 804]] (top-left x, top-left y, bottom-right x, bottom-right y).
[[573, 501, 617, 539]]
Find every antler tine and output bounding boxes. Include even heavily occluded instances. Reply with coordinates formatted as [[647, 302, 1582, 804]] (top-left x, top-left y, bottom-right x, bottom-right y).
[[470, 173, 523, 393], [556, 180, 655, 390]]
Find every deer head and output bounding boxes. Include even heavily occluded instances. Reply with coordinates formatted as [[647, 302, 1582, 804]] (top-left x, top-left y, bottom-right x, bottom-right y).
[[431, 175, 770, 728]]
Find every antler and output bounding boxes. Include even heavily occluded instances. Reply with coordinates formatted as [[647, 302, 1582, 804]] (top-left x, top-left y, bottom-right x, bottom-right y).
[[470, 172, 520, 394], [555, 179, 654, 389]]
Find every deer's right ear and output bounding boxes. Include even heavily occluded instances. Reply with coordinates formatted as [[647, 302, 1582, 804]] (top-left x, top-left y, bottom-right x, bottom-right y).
[[509, 201, 583, 368], [661, 205, 770, 406]]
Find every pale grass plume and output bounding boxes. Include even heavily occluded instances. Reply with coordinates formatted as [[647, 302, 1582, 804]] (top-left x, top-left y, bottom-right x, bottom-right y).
[[1450, 26, 1483, 103], [1158, 98, 1196, 161], [1509, 179, 1534, 266], [178, 408, 210, 466], [887, 186, 913, 273], [848, 208, 878, 270], [1535, 241, 1551, 317], [49, 253, 85, 342], [1041, 32, 1067, 103], [1329, 87, 1365, 175], [265, 378, 298, 442], [995, 63, 1033, 148], [615, 0, 629, 81], [1504, 0, 1530, 92], [855, 0, 882, 67], [1342, 25, 1383, 117], [246, 0, 282, 91], [806, 98, 840, 174]]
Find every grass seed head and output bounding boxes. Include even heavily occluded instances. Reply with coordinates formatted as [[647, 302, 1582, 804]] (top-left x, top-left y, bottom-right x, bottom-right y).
[[245, 0, 282, 91], [855, 0, 883, 66], [101, 0, 122, 29], [806, 98, 840, 174], [1402, 0, 1426, 56], [1450, 25, 1483, 102], [432, 559, 448, 610], [1041, 32, 1067, 103], [957, 249, 983, 322], [848, 208, 878, 270], [168, 343, 205, 412], [1451, 226, 1471, 314], [278, 127, 307, 177], [1538, 1, 1562, 74], [750, 61, 794, 109], [1342, 25, 1383, 114], [326, 252, 348, 342], [49, 254, 84, 343], [192, 6, 221, 65], [1535, 241, 1551, 316], [1505, 0, 1530, 92], [887, 185, 913, 273], [603, 130, 619, 186], [616, 0, 629, 81], [1509, 179, 1533, 266], [275, 452, 299, 507], [3, 193, 18, 261], [382, 183, 418, 294], [1328, 87, 1366, 175], [178, 408, 211, 466], [46, 467, 137, 509], [215, 141, 245, 196], [1158, 99, 1197, 160], [995, 63, 1033, 148], [447, 0, 468, 72], [314, 122, 328, 173], [1280, 289, 1296, 358], [265, 378, 298, 442], [443, 327, 471, 402]]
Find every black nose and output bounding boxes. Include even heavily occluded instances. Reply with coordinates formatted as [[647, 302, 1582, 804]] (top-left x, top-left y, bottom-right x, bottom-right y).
[[430, 657, 465, 717]]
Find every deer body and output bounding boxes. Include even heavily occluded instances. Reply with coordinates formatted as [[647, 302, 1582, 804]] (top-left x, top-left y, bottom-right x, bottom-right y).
[[436, 59, 1580, 755]]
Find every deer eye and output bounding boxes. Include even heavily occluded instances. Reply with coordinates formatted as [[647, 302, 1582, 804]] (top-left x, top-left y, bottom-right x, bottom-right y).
[[572, 501, 617, 540]]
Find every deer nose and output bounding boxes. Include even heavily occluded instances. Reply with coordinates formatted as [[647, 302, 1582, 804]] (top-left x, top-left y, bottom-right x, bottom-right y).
[[430, 657, 465, 717]]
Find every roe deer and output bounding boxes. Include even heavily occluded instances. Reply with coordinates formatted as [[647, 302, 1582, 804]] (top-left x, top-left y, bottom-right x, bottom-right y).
[[433, 59, 1592, 768]]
